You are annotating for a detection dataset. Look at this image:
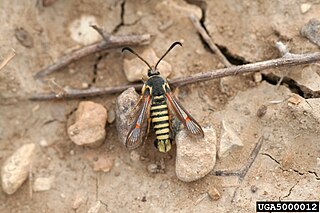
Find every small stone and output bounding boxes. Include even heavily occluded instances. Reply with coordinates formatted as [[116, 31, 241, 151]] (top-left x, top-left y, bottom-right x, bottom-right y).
[[87, 201, 102, 213], [301, 18, 320, 47], [300, 3, 312, 14], [69, 15, 100, 45], [253, 72, 262, 83], [219, 121, 243, 158], [115, 88, 140, 146], [33, 176, 54, 192], [147, 164, 160, 174], [1, 143, 36, 195], [288, 94, 302, 105], [68, 101, 107, 147], [208, 186, 221, 200], [39, 138, 48, 147], [256, 105, 267, 117], [107, 109, 116, 124], [81, 82, 89, 88], [175, 127, 217, 182], [72, 192, 88, 210], [123, 48, 172, 82], [15, 27, 34, 48], [251, 185, 258, 193], [92, 156, 114, 172], [141, 196, 147, 202]]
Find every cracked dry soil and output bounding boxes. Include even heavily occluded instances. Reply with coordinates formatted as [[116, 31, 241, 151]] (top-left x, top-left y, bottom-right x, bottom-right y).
[[0, 0, 319, 212]]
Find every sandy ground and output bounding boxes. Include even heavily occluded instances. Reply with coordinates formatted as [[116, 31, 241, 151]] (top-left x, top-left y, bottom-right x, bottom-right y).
[[0, 0, 319, 212]]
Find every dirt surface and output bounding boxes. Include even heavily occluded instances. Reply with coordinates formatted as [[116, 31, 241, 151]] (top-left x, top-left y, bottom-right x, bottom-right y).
[[0, 0, 320, 212]]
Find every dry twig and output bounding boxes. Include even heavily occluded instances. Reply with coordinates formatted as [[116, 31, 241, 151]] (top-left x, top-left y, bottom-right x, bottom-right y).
[[30, 50, 320, 100], [212, 137, 264, 181], [189, 14, 232, 67], [33, 31, 150, 78], [212, 136, 264, 202], [0, 49, 16, 71]]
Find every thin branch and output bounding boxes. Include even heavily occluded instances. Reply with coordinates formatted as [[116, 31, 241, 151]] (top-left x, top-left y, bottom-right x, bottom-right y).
[[30, 51, 320, 100], [212, 136, 264, 203], [29, 83, 143, 101], [211, 136, 264, 181], [33, 33, 150, 78], [170, 51, 320, 88], [0, 49, 16, 71], [189, 14, 232, 67]]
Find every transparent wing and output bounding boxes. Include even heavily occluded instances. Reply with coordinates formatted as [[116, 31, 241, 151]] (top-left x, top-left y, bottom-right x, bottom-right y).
[[126, 90, 151, 149], [165, 91, 204, 137]]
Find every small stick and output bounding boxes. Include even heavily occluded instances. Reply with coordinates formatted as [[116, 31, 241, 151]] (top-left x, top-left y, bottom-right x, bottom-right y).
[[30, 51, 320, 100], [0, 48, 16, 71], [212, 137, 264, 180], [212, 137, 264, 203], [33, 33, 150, 78], [30, 83, 143, 101], [189, 14, 232, 67]]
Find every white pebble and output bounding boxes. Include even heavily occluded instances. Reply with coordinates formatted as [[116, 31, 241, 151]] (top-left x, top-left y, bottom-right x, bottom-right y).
[[1, 143, 36, 194]]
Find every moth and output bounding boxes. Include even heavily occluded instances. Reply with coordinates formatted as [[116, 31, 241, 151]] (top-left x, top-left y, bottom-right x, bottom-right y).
[[122, 42, 204, 152]]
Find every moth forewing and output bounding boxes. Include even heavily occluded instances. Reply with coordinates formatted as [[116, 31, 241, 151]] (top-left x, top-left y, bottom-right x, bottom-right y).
[[165, 90, 204, 138], [125, 90, 151, 149]]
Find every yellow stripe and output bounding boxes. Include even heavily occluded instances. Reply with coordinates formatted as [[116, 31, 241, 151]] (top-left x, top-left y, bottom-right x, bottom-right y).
[[154, 123, 169, 129], [151, 110, 168, 116], [151, 105, 167, 110], [156, 128, 170, 134], [157, 134, 170, 140], [154, 95, 164, 99], [152, 116, 169, 122]]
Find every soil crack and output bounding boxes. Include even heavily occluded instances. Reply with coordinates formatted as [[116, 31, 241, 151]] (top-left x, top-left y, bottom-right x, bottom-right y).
[[112, 0, 125, 34], [262, 73, 320, 99], [262, 153, 319, 180], [281, 180, 299, 200]]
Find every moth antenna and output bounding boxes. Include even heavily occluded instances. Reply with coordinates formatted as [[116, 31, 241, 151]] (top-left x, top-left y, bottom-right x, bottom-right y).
[[122, 47, 152, 70], [154, 41, 182, 70]]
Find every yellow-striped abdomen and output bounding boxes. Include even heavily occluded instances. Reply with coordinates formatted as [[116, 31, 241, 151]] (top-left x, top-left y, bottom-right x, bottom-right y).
[[151, 95, 171, 152]]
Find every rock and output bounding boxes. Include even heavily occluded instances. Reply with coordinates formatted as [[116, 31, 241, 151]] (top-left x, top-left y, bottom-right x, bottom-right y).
[[1, 143, 36, 195], [123, 47, 172, 82], [219, 121, 244, 158], [72, 192, 88, 209], [87, 201, 102, 213], [69, 15, 100, 45], [256, 105, 267, 118], [208, 186, 221, 201], [115, 88, 140, 146], [107, 109, 116, 124], [175, 127, 217, 182], [253, 72, 262, 83], [288, 94, 302, 105], [14, 27, 34, 48], [288, 66, 320, 92], [301, 18, 320, 47], [39, 138, 49, 147], [300, 3, 312, 14], [33, 176, 54, 192], [147, 164, 160, 174], [68, 101, 107, 147]]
